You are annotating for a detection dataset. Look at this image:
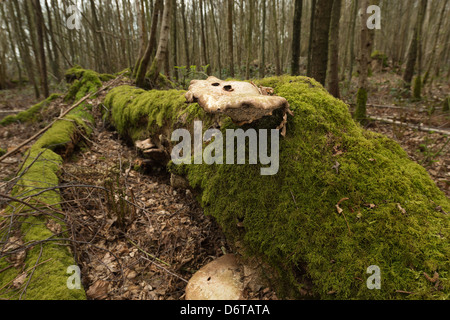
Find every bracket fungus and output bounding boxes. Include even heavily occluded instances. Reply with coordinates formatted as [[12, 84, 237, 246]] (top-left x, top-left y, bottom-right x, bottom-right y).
[[185, 77, 293, 135]]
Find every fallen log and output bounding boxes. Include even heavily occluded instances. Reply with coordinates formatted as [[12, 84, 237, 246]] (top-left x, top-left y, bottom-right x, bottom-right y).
[[103, 75, 450, 300]]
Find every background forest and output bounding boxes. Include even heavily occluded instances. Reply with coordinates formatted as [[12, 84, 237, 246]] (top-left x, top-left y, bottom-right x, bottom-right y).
[[0, 0, 449, 97]]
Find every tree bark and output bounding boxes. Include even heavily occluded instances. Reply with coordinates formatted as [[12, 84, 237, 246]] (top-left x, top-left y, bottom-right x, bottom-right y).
[[181, 0, 191, 68], [227, 0, 235, 78], [291, 0, 303, 76], [259, 0, 267, 78], [33, 0, 50, 98], [245, 0, 255, 79], [147, 0, 172, 88], [327, 0, 342, 98], [306, 0, 317, 77], [309, 0, 334, 85], [135, 0, 163, 88], [355, 0, 369, 124], [403, 0, 428, 87], [271, 0, 281, 76]]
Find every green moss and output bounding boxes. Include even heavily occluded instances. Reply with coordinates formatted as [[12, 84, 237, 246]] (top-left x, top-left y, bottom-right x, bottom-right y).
[[104, 76, 450, 300], [0, 148, 5, 157], [355, 88, 368, 124], [0, 148, 86, 300], [104, 85, 209, 141], [371, 50, 388, 68], [413, 76, 422, 101], [0, 67, 100, 300], [444, 97, 449, 112], [64, 66, 104, 103], [0, 94, 61, 127]]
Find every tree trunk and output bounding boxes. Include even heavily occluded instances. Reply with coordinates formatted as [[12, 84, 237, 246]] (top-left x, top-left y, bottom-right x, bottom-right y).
[[147, 0, 172, 88], [403, 0, 428, 87], [259, 0, 267, 79], [307, 0, 317, 77], [181, 0, 191, 68], [245, 0, 255, 80], [355, 0, 369, 124], [171, 0, 178, 81], [272, 0, 281, 76], [347, 0, 359, 85], [423, 0, 448, 88], [327, 0, 342, 98], [227, 0, 235, 78], [209, 0, 222, 79], [309, 0, 334, 85], [33, 0, 49, 98], [199, 0, 209, 74], [135, 0, 163, 88], [290, 0, 303, 76]]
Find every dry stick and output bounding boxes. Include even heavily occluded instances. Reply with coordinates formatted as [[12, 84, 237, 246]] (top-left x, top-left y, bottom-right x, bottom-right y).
[[369, 116, 450, 135], [141, 256, 189, 284], [0, 86, 108, 163], [126, 237, 171, 267]]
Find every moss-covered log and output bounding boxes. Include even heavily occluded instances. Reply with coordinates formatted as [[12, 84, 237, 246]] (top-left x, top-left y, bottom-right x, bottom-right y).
[[104, 76, 450, 300], [0, 67, 105, 300]]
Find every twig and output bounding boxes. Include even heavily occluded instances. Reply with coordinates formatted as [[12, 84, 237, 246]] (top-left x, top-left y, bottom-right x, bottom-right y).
[[141, 256, 188, 284], [369, 116, 450, 135], [126, 237, 171, 267]]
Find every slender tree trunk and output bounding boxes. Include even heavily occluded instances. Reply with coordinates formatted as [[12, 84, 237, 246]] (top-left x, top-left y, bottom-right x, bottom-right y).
[[291, 0, 303, 76], [310, 0, 334, 85], [355, 0, 369, 124], [403, 0, 428, 87], [33, 0, 49, 98], [307, 0, 317, 76], [227, 0, 235, 78], [148, 0, 172, 88], [259, 0, 267, 78], [171, 0, 178, 80], [272, 0, 281, 76], [347, 0, 359, 84], [423, 0, 448, 87], [181, 0, 190, 68], [135, 0, 163, 87], [328, 0, 342, 98], [209, 0, 222, 79], [199, 0, 209, 74]]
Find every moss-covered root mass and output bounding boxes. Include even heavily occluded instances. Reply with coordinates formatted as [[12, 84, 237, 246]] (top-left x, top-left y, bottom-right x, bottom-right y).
[[104, 76, 450, 300], [0, 67, 102, 300]]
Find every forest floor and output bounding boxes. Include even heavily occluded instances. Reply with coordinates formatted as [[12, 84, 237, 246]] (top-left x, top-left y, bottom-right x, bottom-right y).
[[0, 71, 448, 300]]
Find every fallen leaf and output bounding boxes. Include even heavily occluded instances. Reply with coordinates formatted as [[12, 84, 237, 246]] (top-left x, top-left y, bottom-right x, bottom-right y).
[[397, 203, 407, 215], [86, 280, 110, 299]]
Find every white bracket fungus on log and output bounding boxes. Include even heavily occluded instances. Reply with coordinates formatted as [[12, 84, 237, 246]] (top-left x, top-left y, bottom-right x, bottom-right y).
[[185, 77, 294, 136]]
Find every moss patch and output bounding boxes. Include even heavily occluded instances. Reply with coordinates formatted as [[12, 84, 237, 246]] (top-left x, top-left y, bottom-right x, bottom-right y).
[[104, 76, 450, 300], [0, 67, 100, 300], [0, 94, 61, 127]]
